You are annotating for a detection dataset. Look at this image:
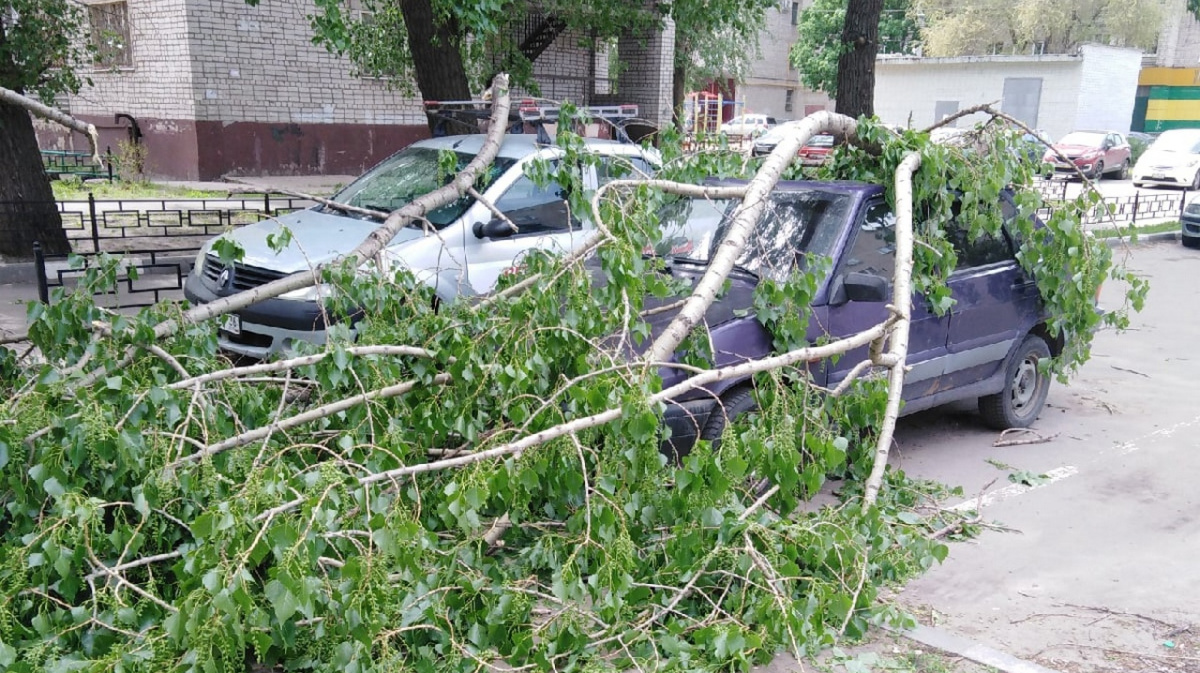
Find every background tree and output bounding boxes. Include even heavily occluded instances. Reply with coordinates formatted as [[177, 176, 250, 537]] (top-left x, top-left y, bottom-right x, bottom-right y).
[[790, 0, 917, 98], [0, 0, 85, 258], [914, 0, 1163, 56], [669, 0, 778, 128]]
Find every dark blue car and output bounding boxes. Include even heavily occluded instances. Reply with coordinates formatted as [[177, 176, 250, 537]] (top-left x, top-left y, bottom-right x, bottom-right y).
[[648, 180, 1061, 455]]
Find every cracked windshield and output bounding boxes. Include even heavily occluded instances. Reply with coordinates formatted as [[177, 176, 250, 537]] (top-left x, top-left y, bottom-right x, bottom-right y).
[[330, 147, 514, 227], [663, 190, 851, 280]]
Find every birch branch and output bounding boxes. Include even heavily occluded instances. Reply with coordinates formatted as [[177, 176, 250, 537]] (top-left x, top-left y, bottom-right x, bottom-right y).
[[1, 85, 101, 165], [862, 151, 922, 509], [641, 111, 860, 364]]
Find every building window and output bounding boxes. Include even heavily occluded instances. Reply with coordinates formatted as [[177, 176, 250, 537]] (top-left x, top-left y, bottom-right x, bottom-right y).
[[89, 1, 132, 69], [791, 1, 800, 25], [785, 89, 795, 113]]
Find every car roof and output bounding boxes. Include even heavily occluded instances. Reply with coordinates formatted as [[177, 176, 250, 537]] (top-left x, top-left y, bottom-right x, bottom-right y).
[[410, 133, 642, 160], [702, 177, 883, 198]]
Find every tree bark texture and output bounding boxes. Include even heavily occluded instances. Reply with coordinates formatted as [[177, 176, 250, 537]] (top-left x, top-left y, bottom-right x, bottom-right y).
[[672, 62, 687, 131], [834, 0, 884, 119], [0, 99, 71, 258], [399, 0, 473, 133]]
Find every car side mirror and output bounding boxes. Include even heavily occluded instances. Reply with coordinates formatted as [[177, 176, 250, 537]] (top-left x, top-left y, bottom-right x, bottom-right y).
[[473, 218, 518, 239], [843, 272, 890, 302]]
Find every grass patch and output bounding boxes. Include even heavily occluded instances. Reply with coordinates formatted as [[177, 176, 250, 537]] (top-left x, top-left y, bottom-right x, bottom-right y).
[[51, 179, 240, 201], [1092, 220, 1180, 241]]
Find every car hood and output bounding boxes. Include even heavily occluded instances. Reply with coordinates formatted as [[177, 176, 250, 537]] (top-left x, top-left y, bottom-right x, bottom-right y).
[[1137, 148, 1197, 168], [589, 260, 759, 352], [1049, 144, 1102, 157], [217, 208, 426, 273]]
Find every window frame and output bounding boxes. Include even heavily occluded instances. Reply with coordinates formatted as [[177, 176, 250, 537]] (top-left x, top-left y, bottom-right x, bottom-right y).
[[88, 0, 133, 70]]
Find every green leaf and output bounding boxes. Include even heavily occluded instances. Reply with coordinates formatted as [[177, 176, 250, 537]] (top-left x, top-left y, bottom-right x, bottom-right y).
[[266, 579, 301, 622]]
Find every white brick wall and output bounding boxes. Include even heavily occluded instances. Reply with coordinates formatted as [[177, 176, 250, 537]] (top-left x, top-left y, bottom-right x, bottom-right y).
[[1155, 0, 1200, 67], [187, 0, 425, 125], [1076, 45, 1142, 133], [874, 55, 1085, 140], [68, 0, 196, 120]]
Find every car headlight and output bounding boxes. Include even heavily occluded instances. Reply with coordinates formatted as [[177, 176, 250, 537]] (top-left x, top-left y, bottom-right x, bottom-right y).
[[1187, 158, 1200, 168], [280, 283, 333, 302]]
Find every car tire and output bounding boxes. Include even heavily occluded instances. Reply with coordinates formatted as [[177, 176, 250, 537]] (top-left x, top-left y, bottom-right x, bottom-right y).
[[978, 334, 1052, 430], [1191, 170, 1200, 191], [1183, 236, 1200, 249], [1133, 181, 1145, 188], [1116, 160, 1129, 180], [1091, 161, 1104, 181], [700, 386, 758, 446]]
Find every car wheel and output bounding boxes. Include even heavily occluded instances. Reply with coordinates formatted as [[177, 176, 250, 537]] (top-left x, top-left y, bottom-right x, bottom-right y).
[[978, 335, 1052, 430], [700, 387, 758, 447], [1091, 161, 1104, 181], [1133, 181, 1145, 188], [1116, 160, 1129, 180]]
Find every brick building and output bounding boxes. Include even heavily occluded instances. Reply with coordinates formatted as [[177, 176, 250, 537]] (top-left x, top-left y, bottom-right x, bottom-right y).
[[737, 0, 832, 122], [38, 0, 675, 180]]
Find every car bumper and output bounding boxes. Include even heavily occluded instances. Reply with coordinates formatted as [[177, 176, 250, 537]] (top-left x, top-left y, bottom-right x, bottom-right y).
[[1132, 164, 1198, 186], [1182, 215, 1200, 242], [184, 272, 337, 359]]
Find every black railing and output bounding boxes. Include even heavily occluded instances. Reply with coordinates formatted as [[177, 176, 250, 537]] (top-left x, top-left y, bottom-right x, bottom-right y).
[[1032, 183, 1189, 227], [7, 192, 315, 310]]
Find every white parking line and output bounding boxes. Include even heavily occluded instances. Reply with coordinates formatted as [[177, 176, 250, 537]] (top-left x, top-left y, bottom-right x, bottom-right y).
[[1115, 412, 1200, 455], [949, 465, 1079, 512]]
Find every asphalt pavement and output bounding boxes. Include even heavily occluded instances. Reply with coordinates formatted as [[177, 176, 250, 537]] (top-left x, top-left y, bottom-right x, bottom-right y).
[[882, 240, 1200, 672]]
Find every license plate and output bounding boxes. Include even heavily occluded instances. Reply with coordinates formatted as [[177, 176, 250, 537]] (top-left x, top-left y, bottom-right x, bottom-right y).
[[1152, 173, 1166, 180], [220, 314, 241, 335]]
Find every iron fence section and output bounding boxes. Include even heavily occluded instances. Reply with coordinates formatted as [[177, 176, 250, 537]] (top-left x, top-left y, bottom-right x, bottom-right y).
[[3, 192, 316, 309]]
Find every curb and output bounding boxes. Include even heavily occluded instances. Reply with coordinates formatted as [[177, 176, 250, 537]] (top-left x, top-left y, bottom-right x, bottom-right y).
[[1102, 230, 1180, 247], [891, 624, 1064, 673]]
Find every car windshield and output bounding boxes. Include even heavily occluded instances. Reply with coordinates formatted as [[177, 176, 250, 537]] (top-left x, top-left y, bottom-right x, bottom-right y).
[[330, 147, 516, 228], [659, 189, 852, 281], [1148, 131, 1200, 154], [1058, 132, 1105, 147]]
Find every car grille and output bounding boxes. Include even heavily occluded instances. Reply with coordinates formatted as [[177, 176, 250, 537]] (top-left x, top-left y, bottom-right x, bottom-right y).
[[201, 255, 288, 291]]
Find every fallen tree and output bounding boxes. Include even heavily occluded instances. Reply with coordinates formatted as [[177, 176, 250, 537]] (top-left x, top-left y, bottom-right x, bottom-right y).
[[0, 83, 1146, 672]]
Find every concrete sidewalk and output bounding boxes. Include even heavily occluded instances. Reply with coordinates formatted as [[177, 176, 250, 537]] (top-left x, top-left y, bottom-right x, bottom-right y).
[[158, 174, 358, 197]]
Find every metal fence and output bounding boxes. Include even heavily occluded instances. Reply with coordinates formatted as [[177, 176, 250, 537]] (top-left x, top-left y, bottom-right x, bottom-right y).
[[1032, 180, 1189, 227], [3, 193, 315, 309]]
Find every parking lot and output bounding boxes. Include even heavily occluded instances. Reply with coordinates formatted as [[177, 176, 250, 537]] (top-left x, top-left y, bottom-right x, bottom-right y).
[[888, 240, 1200, 672]]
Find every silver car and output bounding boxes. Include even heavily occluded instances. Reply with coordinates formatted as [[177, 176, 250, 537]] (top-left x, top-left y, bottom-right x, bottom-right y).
[[184, 133, 658, 358]]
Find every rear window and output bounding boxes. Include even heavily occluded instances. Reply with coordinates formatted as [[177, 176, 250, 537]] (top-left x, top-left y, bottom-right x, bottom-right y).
[[806, 135, 835, 148]]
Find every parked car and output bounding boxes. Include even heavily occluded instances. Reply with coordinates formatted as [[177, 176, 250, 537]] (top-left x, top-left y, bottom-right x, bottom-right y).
[[750, 121, 802, 156], [720, 114, 777, 138], [1181, 193, 1200, 248], [646, 180, 1060, 455], [797, 134, 836, 166], [1131, 129, 1200, 189], [1126, 131, 1159, 165], [1042, 131, 1132, 180], [184, 133, 659, 359]]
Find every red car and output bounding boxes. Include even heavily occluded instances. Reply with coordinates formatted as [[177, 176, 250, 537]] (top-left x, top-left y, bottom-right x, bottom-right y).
[[797, 134, 836, 166], [1042, 130, 1132, 180]]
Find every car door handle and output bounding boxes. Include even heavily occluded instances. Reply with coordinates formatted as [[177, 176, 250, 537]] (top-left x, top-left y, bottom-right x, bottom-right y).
[[1011, 278, 1037, 290]]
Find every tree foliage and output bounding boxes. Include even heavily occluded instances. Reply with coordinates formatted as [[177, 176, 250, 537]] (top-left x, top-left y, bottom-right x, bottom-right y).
[[913, 0, 1163, 56], [0, 0, 90, 98], [0, 98, 1146, 673], [790, 0, 918, 97]]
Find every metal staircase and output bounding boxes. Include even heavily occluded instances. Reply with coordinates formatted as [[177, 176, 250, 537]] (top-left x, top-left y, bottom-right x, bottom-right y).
[[518, 15, 566, 62]]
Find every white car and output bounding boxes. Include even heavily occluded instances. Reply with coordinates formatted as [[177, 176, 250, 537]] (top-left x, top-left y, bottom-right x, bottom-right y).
[[184, 134, 659, 358], [1131, 129, 1200, 189], [720, 114, 777, 138]]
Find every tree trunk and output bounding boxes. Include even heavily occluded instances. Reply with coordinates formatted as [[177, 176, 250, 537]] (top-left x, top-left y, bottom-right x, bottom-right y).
[[834, 0, 884, 119], [398, 0, 474, 134], [672, 61, 687, 131], [0, 100, 70, 258]]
